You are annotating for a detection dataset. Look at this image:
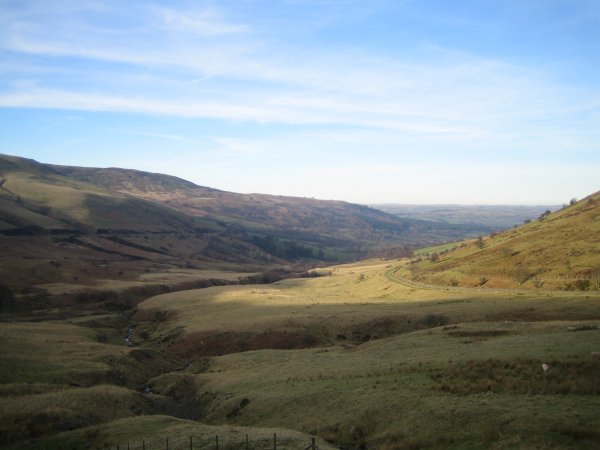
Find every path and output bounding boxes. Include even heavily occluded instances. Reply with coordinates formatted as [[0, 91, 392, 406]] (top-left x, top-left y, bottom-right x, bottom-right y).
[[384, 265, 600, 297]]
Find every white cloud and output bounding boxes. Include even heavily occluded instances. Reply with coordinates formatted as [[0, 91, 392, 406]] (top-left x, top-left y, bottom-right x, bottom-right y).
[[155, 6, 248, 36], [1, 1, 599, 203]]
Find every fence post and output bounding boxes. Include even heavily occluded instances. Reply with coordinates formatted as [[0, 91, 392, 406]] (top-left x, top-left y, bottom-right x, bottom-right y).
[[142, 441, 146, 450], [246, 434, 249, 450], [190, 435, 193, 450], [274, 432, 277, 450], [312, 437, 316, 449], [166, 437, 169, 450], [216, 434, 219, 450]]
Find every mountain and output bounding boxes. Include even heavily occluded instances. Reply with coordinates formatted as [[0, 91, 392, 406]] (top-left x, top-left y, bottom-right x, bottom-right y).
[[405, 192, 600, 290], [0, 153, 492, 291], [372, 204, 559, 229], [50, 162, 493, 252], [0, 155, 208, 234]]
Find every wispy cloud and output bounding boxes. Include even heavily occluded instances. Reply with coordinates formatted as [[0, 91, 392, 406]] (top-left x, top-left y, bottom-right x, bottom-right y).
[[2, 1, 595, 140], [1, 0, 599, 203], [128, 131, 196, 143], [155, 6, 248, 36]]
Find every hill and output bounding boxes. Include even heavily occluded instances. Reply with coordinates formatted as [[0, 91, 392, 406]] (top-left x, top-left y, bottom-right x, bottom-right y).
[[128, 259, 600, 449], [1, 158, 599, 448], [0, 154, 276, 294], [372, 203, 559, 229], [51, 162, 494, 255], [0, 152, 489, 297], [402, 192, 600, 290]]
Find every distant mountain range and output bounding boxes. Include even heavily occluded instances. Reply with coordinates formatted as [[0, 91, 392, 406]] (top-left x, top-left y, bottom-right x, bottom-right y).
[[372, 204, 559, 229]]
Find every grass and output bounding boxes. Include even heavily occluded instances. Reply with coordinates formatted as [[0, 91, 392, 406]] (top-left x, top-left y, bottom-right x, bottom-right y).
[[0, 385, 172, 446], [407, 192, 600, 290], [0, 317, 188, 448], [134, 259, 600, 352], [3, 256, 600, 448], [20, 415, 337, 450], [0, 321, 126, 385], [129, 257, 600, 448], [413, 241, 463, 257], [183, 320, 600, 448]]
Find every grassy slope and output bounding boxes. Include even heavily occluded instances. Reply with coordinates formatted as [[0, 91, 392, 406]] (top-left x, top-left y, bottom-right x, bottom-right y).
[[135, 260, 598, 348], [0, 154, 204, 233], [2, 257, 600, 448], [405, 192, 600, 290], [133, 259, 600, 449], [0, 154, 278, 293], [52, 160, 493, 251], [198, 322, 600, 449], [29, 415, 336, 450], [0, 317, 333, 449], [0, 317, 179, 447]]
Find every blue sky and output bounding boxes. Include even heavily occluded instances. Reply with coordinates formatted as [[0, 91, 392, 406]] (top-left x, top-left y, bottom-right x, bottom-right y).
[[1, 0, 599, 204]]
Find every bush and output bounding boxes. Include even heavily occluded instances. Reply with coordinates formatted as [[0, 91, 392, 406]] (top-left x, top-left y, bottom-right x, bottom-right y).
[[514, 266, 532, 284], [420, 313, 449, 328], [475, 236, 485, 248]]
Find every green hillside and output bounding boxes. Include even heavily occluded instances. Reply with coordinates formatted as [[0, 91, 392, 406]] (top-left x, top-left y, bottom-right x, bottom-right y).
[[52, 160, 493, 254], [404, 192, 600, 290], [0, 152, 493, 302]]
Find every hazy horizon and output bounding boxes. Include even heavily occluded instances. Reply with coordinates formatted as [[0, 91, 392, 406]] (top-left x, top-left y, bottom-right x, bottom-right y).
[[1, 1, 599, 204]]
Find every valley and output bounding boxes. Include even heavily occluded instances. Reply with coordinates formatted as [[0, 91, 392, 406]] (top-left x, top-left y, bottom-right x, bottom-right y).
[[0, 154, 599, 449], [2, 258, 599, 449]]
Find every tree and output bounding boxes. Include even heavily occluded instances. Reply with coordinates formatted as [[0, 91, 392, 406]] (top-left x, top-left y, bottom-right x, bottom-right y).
[[430, 252, 439, 263], [475, 236, 485, 249], [538, 210, 551, 221]]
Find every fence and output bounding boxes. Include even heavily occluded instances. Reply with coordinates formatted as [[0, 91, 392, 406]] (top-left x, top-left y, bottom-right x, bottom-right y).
[[106, 433, 318, 450]]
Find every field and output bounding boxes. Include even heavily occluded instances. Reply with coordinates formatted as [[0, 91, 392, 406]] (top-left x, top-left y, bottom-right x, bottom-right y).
[[406, 192, 600, 290], [128, 259, 600, 449], [2, 189, 600, 448]]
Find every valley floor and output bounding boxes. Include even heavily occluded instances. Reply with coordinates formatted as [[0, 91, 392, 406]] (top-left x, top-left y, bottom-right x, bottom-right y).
[[1, 258, 600, 449]]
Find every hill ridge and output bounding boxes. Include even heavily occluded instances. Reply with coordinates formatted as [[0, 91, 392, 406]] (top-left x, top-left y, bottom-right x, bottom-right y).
[[405, 191, 600, 290]]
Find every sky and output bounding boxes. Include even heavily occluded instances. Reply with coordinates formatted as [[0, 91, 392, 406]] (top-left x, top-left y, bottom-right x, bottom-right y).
[[1, 0, 599, 204]]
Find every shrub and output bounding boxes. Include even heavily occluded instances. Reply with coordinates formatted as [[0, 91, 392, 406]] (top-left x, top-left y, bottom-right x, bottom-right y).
[[475, 236, 484, 249], [514, 266, 532, 284], [575, 279, 590, 291], [420, 313, 449, 328]]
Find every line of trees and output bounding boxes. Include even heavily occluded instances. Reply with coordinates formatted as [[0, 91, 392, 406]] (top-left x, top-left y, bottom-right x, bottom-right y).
[[250, 235, 321, 260]]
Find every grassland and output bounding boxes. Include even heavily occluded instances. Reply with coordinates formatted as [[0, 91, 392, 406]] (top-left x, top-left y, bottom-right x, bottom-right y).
[[406, 192, 600, 290], [129, 258, 600, 449], [2, 154, 599, 448], [2, 256, 600, 448], [28, 415, 337, 450]]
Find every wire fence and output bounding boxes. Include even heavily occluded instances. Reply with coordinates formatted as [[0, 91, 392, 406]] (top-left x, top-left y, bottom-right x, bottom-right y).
[[105, 433, 319, 450]]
